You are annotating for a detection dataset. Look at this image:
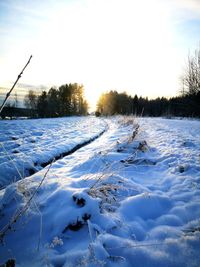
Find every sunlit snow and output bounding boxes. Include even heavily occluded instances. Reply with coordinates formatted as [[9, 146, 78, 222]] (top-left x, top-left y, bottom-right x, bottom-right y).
[[0, 116, 200, 267]]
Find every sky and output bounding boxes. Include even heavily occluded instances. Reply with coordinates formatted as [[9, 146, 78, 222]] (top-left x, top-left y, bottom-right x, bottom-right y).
[[0, 0, 200, 110]]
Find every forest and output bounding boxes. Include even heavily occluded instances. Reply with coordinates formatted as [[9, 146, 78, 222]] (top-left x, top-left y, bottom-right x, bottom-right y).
[[26, 83, 88, 118], [96, 48, 200, 117], [96, 90, 200, 117], [0, 83, 88, 119]]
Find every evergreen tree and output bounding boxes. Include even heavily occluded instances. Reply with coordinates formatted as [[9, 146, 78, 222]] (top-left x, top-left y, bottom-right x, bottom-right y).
[[37, 91, 48, 118]]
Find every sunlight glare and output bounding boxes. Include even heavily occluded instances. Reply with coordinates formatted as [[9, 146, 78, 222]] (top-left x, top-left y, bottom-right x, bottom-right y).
[[0, 0, 186, 110]]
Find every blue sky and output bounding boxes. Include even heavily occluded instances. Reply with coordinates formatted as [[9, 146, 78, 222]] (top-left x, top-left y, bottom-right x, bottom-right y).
[[0, 0, 200, 109]]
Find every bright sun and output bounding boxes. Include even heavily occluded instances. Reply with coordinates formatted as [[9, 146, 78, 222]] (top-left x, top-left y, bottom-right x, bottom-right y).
[[32, 0, 176, 110]]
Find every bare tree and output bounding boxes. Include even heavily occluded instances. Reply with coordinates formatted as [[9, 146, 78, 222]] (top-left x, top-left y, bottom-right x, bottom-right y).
[[182, 46, 200, 96], [24, 90, 37, 110], [14, 92, 19, 108]]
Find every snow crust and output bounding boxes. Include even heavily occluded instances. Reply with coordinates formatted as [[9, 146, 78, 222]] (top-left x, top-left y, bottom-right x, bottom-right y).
[[0, 116, 200, 266]]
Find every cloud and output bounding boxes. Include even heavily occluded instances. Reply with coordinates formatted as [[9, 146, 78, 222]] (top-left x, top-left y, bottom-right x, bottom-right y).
[[0, 83, 49, 107], [167, 0, 200, 20], [16, 83, 48, 91]]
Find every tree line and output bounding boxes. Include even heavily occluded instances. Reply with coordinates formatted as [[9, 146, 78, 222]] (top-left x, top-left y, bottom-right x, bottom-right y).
[[96, 47, 200, 117], [24, 83, 88, 118], [96, 91, 200, 117], [1, 46, 199, 119]]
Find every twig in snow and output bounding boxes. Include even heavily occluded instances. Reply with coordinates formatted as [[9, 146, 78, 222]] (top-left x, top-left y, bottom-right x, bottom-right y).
[[0, 159, 53, 242]]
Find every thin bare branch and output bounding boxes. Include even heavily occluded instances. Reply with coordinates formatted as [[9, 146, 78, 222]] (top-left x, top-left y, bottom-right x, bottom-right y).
[[0, 55, 33, 114]]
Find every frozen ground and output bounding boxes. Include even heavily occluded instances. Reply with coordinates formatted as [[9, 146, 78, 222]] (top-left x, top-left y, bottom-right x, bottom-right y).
[[0, 117, 106, 188], [0, 116, 200, 267]]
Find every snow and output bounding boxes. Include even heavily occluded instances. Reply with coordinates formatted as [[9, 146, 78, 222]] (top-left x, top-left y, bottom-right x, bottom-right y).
[[0, 116, 106, 188], [119, 193, 172, 221], [0, 116, 200, 266]]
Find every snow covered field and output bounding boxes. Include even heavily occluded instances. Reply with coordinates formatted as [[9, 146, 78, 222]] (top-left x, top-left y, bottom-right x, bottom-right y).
[[0, 116, 200, 267], [0, 117, 106, 188]]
